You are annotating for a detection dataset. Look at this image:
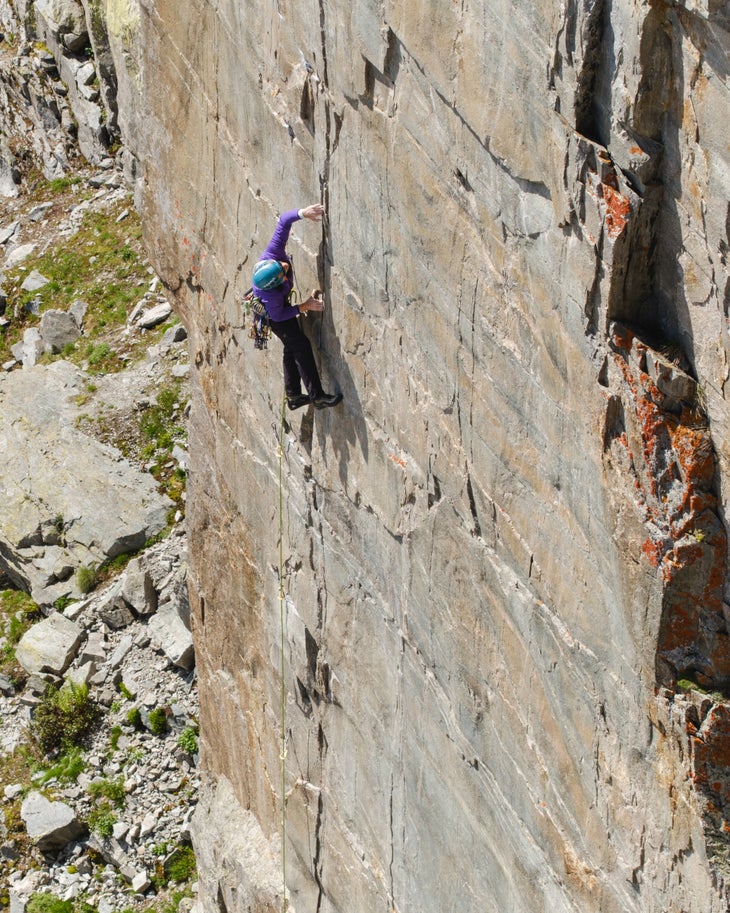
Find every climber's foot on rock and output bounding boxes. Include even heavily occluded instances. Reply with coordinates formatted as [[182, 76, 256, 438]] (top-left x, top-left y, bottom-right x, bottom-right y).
[[287, 393, 311, 410], [313, 392, 343, 409]]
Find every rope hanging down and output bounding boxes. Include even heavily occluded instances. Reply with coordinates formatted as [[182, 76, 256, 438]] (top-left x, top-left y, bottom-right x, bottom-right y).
[[278, 393, 288, 913]]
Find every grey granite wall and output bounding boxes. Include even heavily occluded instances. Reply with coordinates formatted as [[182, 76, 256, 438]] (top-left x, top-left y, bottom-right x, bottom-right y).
[[101, 1, 730, 911]]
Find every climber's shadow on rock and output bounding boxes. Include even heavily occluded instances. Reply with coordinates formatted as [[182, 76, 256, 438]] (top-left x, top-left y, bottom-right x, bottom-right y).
[[294, 240, 368, 481]]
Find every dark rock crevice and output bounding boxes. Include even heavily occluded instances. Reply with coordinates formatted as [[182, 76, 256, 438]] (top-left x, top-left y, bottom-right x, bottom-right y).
[[574, 0, 613, 147]]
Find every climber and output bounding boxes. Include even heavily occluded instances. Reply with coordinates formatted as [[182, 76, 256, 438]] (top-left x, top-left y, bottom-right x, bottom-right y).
[[252, 203, 343, 410]]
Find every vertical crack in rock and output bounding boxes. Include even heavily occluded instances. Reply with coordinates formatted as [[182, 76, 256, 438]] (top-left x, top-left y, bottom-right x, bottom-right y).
[[578, 7, 730, 874], [317, 0, 334, 304], [312, 724, 327, 913], [574, 0, 612, 146], [605, 323, 730, 872]]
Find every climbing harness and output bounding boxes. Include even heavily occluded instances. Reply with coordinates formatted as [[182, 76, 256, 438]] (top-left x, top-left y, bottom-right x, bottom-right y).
[[277, 393, 288, 913]]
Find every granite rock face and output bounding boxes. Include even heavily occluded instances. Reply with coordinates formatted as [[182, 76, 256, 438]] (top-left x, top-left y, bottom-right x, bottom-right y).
[[93, 2, 730, 912]]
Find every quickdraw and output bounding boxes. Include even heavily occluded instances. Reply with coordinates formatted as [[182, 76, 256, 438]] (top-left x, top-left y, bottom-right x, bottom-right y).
[[242, 289, 272, 350], [242, 289, 300, 351]]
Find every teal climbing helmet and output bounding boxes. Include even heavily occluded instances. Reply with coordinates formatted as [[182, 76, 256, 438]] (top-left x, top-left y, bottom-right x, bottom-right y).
[[252, 259, 285, 290]]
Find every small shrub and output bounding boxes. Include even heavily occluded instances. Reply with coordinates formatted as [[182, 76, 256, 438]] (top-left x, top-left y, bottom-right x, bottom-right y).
[[177, 727, 198, 755], [7, 615, 26, 644], [154, 889, 193, 913], [677, 678, 706, 694], [118, 681, 134, 700], [88, 777, 125, 807], [47, 175, 81, 193], [76, 565, 97, 594], [30, 682, 102, 754], [1, 591, 41, 650], [37, 746, 86, 785], [86, 342, 111, 367], [26, 893, 74, 913], [164, 844, 197, 883], [109, 725, 122, 751], [88, 800, 116, 837], [148, 707, 168, 736], [125, 707, 142, 730]]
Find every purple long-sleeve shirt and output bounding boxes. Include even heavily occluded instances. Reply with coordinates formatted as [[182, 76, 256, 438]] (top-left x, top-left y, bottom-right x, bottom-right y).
[[252, 209, 301, 322]]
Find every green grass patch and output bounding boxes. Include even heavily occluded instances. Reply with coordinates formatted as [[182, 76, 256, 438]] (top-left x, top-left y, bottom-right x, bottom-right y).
[[47, 175, 83, 194], [148, 707, 168, 736], [137, 381, 187, 511], [87, 800, 117, 837], [35, 746, 86, 785], [88, 776, 126, 807], [177, 727, 198, 755], [125, 707, 143, 730], [26, 893, 75, 913], [0, 590, 41, 678], [163, 844, 196, 883], [0, 198, 149, 367], [140, 383, 185, 457], [30, 681, 103, 754], [677, 678, 705, 693], [0, 744, 40, 799], [76, 564, 97, 594], [109, 725, 122, 752]]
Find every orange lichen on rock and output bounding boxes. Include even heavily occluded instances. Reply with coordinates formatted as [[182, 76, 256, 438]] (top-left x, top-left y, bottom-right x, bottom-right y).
[[608, 324, 728, 689], [602, 184, 633, 240], [642, 537, 662, 568], [691, 703, 730, 851]]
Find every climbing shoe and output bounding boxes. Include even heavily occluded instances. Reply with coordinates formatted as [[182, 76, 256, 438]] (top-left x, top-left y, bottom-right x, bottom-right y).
[[313, 392, 343, 409], [287, 394, 311, 410]]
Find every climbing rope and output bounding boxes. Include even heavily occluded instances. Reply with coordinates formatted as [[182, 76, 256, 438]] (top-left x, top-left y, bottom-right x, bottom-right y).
[[278, 392, 288, 913]]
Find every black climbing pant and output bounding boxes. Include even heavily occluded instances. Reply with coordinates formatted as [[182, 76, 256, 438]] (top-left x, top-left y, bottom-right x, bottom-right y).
[[269, 316, 324, 400]]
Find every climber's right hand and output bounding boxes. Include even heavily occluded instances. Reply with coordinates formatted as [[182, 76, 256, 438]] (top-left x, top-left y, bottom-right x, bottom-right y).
[[300, 291, 324, 313], [300, 204, 325, 221]]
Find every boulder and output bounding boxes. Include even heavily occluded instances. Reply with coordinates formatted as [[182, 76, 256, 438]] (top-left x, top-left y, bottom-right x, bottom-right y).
[[97, 582, 135, 629], [65, 660, 96, 686], [136, 303, 172, 329], [75, 60, 96, 88], [28, 203, 54, 223], [39, 308, 80, 353], [79, 631, 107, 665], [131, 871, 151, 894], [108, 634, 133, 669], [147, 602, 194, 670], [35, 0, 89, 53], [3, 244, 36, 268], [19, 328, 44, 368], [0, 221, 21, 246], [15, 613, 83, 676], [68, 298, 88, 328], [121, 557, 158, 616], [9, 892, 27, 913], [0, 361, 173, 605], [160, 324, 187, 348], [0, 138, 19, 198], [0, 673, 15, 696], [20, 791, 84, 852], [20, 271, 50, 293], [86, 832, 134, 871]]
